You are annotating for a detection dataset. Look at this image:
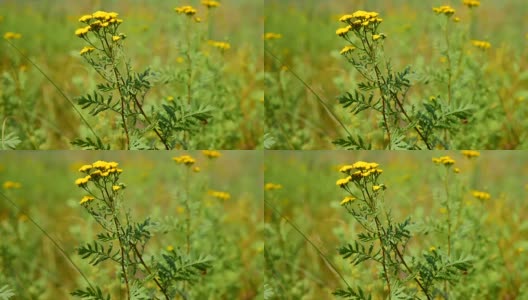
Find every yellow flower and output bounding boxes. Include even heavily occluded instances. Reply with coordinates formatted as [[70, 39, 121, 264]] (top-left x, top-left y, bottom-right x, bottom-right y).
[[80, 195, 95, 205], [471, 190, 491, 201], [340, 45, 356, 55], [339, 14, 354, 22], [471, 40, 491, 50], [202, 0, 220, 8], [79, 164, 92, 172], [112, 185, 121, 191], [208, 40, 231, 51], [173, 155, 196, 166], [75, 26, 91, 37], [336, 176, 351, 187], [339, 165, 354, 173], [112, 35, 121, 42], [193, 167, 201, 173], [265, 183, 283, 191], [429, 246, 436, 252], [453, 167, 461, 174], [336, 26, 351, 37], [3, 181, 22, 190], [208, 190, 231, 201], [3, 32, 22, 40], [432, 156, 455, 166], [75, 175, 91, 186], [372, 34, 382, 41], [372, 185, 382, 192], [264, 32, 283, 40], [340, 196, 356, 206], [167, 245, 175, 252], [453, 17, 461, 22], [463, 0, 480, 8], [80, 46, 95, 55], [432, 5, 456, 16], [175, 5, 197, 16], [202, 150, 221, 159], [79, 15, 93, 22], [461, 150, 480, 159]]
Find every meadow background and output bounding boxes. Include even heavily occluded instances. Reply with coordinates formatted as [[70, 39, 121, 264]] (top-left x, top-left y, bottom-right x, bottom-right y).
[[265, 0, 528, 149], [0, 151, 263, 299], [265, 151, 528, 299], [1, 0, 263, 149]]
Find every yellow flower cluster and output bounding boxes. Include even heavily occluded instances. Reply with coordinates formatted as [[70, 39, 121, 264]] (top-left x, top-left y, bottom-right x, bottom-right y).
[[340, 196, 356, 206], [209, 40, 231, 51], [175, 5, 197, 16], [340, 45, 356, 55], [202, 0, 220, 8], [432, 156, 455, 166], [208, 190, 231, 201], [264, 32, 282, 40], [80, 195, 95, 205], [3, 32, 22, 40], [202, 150, 221, 159], [471, 190, 491, 201], [463, 0, 480, 8], [461, 150, 480, 159], [3, 181, 22, 190], [75, 160, 123, 187], [173, 155, 196, 166], [75, 11, 123, 38], [471, 40, 491, 50], [80, 46, 95, 55], [336, 161, 383, 187], [265, 183, 283, 191], [336, 10, 383, 36], [433, 5, 456, 16]]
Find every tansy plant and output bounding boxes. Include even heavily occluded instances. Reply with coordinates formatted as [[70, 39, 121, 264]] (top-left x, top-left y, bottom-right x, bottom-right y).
[[73, 10, 213, 150], [334, 9, 473, 150], [333, 161, 472, 299], [72, 160, 212, 299]]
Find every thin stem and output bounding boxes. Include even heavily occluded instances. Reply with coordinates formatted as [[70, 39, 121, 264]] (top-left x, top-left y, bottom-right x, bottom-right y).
[[131, 245, 170, 300], [185, 167, 191, 255], [0, 191, 95, 290], [3, 41, 101, 142]]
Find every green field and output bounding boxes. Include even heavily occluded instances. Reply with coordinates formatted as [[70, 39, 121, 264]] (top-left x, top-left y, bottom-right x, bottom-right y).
[[0, 151, 262, 299], [1, 0, 263, 149], [265, 151, 528, 299], [265, 0, 528, 149]]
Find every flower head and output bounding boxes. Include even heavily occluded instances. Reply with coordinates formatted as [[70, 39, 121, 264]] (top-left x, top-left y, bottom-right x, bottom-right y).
[[75, 175, 91, 186], [202, 0, 220, 8], [264, 32, 283, 40], [175, 5, 197, 16], [202, 150, 221, 159], [3, 32, 22, 40], [336, 176, 352, 187], [432, 156, 455, 166], [80, 46, 95, 55], [173, 155, 196, 166], [461, 150, 480, 159], [463, 0, 480, 8], [208, 40, 231, 51], [265, 183, 283, 191], [471, 190, 491, 201], [340, 196, 356, 206], [433, 5, 456, 16], [340, 45, 356, 55], [80, 195, 95, 205], [336, 26, 351, 37], [471, 40, 491, 50], [75, 26, 91, 37], [3, 181, 22, 190], [208, 190, 231, 201]]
